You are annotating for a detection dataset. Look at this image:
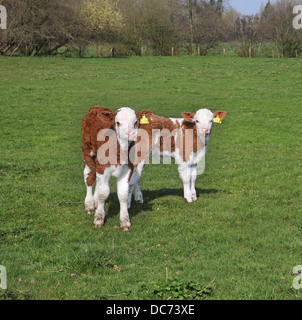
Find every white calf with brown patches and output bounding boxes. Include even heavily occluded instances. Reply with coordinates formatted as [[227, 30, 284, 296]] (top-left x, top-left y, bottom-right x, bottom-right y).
[[82, 107, 139, 230], [128, 109, 226, 205], [177, 109, 226, 202]]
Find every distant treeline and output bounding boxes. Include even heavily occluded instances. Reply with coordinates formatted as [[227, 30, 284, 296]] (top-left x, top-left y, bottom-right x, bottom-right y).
[[0, 0, 301, 58]]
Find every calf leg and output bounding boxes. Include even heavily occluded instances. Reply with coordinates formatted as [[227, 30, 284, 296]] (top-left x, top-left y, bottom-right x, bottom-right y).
[[127, 183, 135, 209], [94, 171, 111, 227], [178, 163, 193, 203], [134, 182, 143, 203], [128, 180, 143, 208], [128, 166, 144, 209], [84, 164, 96, 214], [133, 162, 145, 204], [93, 179, 99, 210], [118, 166, 132, 231], [190, 164, 197, 202]]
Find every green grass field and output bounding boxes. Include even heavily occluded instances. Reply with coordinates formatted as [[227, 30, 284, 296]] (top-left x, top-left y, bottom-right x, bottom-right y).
[[0, 55, 301, 300]]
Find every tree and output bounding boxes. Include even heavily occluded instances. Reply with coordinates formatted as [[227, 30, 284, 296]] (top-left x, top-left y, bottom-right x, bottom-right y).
[[193, 0, 224, 55], [143, 0, 177, 56], [261, 0, 272, 19], [260, 0, 302, 57], [117, 0, 149, 55], [0, 0, 84, 56], [235, 15, 262, 58], [173, 0, 226, 56], [118, 0, 177, 56], [185, 0, 195, 55], [221, 8, 241, 41], [209, 0, 224, 17], [81, 0, 123, 41], [216, 0, 223, 17]]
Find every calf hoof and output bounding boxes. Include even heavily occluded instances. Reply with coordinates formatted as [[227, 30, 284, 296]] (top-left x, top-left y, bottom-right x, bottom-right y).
[[134, 193, 144, 204], [94, 217, 104, 228], [120, 220, 131, 231], [85, 202, 95, 214]]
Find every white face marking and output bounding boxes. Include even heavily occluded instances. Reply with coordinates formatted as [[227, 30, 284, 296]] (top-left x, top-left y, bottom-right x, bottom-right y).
[[115, 107, 139, 142], [194, 109, 214, 137]]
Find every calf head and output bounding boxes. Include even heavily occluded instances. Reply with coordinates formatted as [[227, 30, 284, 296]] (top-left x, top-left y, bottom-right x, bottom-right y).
[[115, 107, 139, 142], [181, 109, 226, 139]]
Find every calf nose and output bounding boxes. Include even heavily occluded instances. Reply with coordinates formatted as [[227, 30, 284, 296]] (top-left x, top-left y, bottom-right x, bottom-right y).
[[126, 130, 135, 137], [200, 129, 209, 135]]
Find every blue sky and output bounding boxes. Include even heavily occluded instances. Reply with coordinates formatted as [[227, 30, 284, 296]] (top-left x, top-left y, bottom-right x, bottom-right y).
[[228, 0, 271, 15]]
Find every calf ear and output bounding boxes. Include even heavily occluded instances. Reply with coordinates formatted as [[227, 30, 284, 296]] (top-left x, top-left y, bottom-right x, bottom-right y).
[[136, 110, 153, 125], [99, 108, 116, 122], [136, 110, 153, 121], [181, 112, 195, 123], [213, 111, 226, 121]]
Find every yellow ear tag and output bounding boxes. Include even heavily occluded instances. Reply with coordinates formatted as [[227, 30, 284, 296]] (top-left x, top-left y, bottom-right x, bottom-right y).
[[213, 115, 222, 124], [140, 114, 149, 125]]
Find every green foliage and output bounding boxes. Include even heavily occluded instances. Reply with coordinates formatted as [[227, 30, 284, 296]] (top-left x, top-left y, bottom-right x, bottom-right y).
[[81, 0, 124, 34], [150, 277, 213, 300]]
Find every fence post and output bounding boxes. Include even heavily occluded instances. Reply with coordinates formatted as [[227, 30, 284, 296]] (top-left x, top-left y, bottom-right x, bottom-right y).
[[258, 42, 262, 57]]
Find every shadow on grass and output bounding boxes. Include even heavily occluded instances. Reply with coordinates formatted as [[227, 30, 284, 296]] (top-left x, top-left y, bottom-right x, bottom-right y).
[[105, 187, 221, 220]]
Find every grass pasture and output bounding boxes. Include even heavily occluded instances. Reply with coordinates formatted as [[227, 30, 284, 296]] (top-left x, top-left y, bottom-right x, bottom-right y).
[[0, 55, 302, 300]]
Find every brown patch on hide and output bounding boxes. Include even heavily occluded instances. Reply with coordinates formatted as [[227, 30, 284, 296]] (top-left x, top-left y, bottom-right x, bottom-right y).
[[134, 111, 181, 166], [82, 106, 134, 184], [82, 107, 115, 186], [180, 120, 202, 162], [134, 110, 205, 165]]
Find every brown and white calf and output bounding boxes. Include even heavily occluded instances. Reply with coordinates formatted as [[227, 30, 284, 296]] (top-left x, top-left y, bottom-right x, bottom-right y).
[[128, 109, 226, 206], [82, 106, 139, 230]]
